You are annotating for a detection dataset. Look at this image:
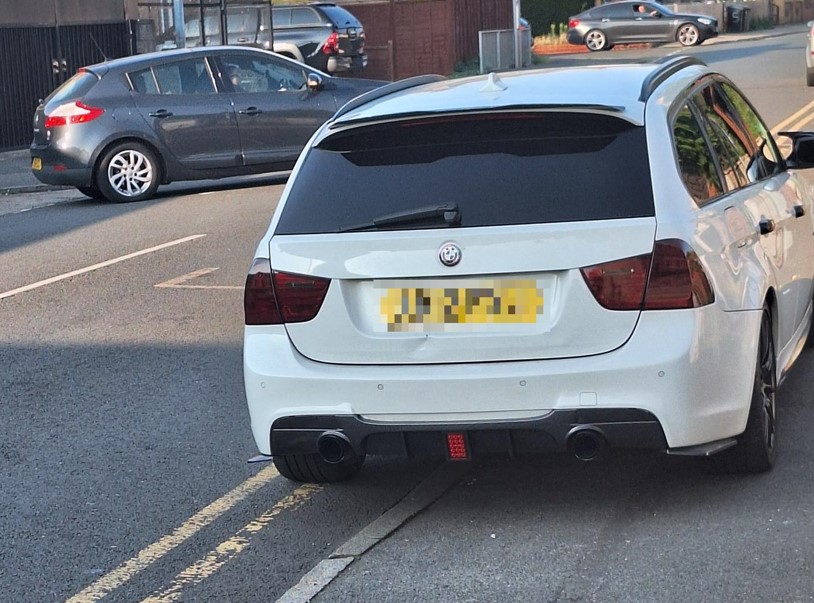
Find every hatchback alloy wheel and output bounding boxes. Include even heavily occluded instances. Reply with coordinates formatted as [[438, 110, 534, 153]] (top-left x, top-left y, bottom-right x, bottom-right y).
[[677, 23, 700, 46], [97, 141, 160, 203]]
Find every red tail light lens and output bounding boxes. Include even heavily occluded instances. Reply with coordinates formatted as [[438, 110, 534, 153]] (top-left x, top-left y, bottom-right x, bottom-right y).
[[580, 254, 651, 311], [581, 240, 714, 312], [322, 32, 340, 54], [44, 101, 104, 128], [643, 239, 714, 310], [244, 258, 330, 325], [568, 19, 580, 29]]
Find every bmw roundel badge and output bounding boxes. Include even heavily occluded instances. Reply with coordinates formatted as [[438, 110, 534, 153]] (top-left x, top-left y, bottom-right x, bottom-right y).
[[438, 242, 462, 267]]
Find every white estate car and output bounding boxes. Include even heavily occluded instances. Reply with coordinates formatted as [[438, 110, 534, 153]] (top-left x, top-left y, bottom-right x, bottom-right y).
[[244, 57, 814, 483]]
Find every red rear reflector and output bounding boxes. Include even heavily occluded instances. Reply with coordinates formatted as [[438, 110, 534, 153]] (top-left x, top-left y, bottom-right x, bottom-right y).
[[644, 239, 714, 310], [44, 101, 104, 128], [581, 240, 714, 312], [446, 432, 469, 460], [243, 259, 330, 325]]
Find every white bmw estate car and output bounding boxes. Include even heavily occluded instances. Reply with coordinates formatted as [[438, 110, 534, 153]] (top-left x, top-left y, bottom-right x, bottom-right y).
[[243, 57, 814, 483]]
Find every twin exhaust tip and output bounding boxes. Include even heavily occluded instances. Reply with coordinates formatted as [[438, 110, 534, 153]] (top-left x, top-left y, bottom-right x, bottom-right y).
[[567, 426, 607, 461]]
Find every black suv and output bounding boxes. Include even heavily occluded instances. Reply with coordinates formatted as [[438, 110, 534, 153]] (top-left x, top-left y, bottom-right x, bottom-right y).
[[272, 3, 367, 73]]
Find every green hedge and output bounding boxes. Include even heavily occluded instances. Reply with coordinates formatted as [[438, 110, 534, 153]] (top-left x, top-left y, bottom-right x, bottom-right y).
[[523, 0, 594, 36]]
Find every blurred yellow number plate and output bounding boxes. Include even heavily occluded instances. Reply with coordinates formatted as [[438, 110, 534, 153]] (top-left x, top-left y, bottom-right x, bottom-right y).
[[381, 279, 543, 333], [31, 157, 42, 171]]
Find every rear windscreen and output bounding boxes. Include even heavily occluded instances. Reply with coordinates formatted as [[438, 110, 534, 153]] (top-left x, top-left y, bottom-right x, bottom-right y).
[[319, 5, 361, 28], [45, 71, 98, 108], [275, 112, 654, 235]]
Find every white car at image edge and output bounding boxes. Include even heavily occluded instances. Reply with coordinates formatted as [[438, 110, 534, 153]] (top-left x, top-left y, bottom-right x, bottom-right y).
[[243, 57, 814, 483]]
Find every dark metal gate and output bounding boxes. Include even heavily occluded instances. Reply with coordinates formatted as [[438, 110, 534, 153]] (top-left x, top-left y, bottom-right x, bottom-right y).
[[0, 22, 133, 151]]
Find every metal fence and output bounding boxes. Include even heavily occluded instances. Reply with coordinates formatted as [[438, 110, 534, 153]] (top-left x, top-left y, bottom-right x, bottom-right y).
[[0, 22, 133, 150]]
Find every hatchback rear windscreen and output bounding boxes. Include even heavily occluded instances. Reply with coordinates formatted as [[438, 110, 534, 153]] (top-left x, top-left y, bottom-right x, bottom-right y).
[[45, 71, 98, 108], [275, 112, 654, 235]]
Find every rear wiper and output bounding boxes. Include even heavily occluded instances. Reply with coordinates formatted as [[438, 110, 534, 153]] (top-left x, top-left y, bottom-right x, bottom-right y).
[[338, 203, 461, 232]]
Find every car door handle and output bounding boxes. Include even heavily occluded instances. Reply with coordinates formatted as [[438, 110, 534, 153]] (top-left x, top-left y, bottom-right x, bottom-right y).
[[758, 218, 776, 235], [239, 107, 262, 116], [148, 109, 173, 118], [601, 18, 610, 22], [793, 205, 806, 218]]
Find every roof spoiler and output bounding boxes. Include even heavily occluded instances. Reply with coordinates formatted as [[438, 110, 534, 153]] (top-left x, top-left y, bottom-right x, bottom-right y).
[[639, 56, 707, 102], [332, 74, 447, 123]]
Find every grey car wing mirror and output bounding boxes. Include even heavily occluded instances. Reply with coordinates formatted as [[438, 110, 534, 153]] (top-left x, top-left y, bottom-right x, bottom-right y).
[[307, 73, 323, 93], [778, 131, 814, 169]]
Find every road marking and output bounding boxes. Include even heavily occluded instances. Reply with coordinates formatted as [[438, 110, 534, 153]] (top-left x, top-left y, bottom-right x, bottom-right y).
[[155, 267, 242, 290], [276, 462, 470, 603], [771, 97, 814, 136], [141, 484, 321, 603], [65, 465, 280, 603], [0, 234, 207, 301]]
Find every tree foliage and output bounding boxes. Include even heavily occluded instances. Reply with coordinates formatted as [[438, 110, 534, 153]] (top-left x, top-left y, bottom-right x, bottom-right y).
[[522, 0, 594, 35]]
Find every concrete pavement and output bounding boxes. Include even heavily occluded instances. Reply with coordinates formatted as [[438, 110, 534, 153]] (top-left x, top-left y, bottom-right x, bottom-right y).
[[0, 23, 806, 197]]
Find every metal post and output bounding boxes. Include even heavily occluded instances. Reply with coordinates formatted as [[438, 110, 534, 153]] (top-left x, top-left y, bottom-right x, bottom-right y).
[[173, 0, 186, 48], [513, 0, 522, 69]]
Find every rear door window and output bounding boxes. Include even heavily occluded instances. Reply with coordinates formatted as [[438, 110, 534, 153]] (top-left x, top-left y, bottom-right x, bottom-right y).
[[692, 84, 752, 191], [672, 103, 723, 205], [275, 112, 655, 235], [131, 58, 214, 95]]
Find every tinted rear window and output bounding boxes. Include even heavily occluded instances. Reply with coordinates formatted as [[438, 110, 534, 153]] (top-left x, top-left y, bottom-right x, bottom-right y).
[[275, 112, 654, 235], [318, 5, 361, 28], [45, 71, 98, 107]]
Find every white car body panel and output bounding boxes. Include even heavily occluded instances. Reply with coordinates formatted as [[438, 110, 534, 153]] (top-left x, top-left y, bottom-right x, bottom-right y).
[[272, 219, 656, 364]]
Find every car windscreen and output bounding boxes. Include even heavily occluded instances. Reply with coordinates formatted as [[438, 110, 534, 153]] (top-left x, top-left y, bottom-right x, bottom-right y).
[[275, 112, 655, 235], [45, 71, 98, 107]]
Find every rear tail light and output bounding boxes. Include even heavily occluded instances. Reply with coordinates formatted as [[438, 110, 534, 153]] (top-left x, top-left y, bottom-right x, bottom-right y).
[[244, 258, 330, 325], [44, 101, 104, 128], [322, 31, 340, 54], [580, 254, 650, 311], [643, 239, 714, 310], [581, 239, 714, 311], [568, 19, 580, 29]]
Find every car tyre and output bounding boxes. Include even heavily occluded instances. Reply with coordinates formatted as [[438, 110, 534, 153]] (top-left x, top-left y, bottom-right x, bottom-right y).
[[677, 23, 700, 46], [712, 307, 777, 474], [807, 68, 814, 87], [96, 142, 160, 203], [273, 451, 365, 483], [76, 185, 103, 199], [585, 29, 609, 52]]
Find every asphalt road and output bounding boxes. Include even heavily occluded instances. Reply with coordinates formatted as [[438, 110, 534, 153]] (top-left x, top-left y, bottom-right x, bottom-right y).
[[3, 33, 814, 603]]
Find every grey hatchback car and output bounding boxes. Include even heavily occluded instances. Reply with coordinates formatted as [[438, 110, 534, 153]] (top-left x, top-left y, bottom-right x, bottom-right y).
[[567, 1, 718, 51], [30, 46, 384, 203]]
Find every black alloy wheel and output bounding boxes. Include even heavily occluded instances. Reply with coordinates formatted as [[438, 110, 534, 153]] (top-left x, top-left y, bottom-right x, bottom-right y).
[[713, 307, 777, 474]]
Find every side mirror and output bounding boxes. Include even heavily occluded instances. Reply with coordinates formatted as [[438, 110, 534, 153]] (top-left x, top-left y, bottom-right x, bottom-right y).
[[307, 73, 323, 93], [778, 131, 814, 169]]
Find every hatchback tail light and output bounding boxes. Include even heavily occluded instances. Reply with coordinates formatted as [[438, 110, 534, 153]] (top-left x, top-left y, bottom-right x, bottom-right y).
[[581, 240, 714, 311], [44, 101, 104, 128], [244, 258, 330, 325], [322, 32, 340, 54], [568, 19, 580, 29]]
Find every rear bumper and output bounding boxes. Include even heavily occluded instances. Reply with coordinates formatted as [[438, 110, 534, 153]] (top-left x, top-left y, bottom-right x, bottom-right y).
[[30, 145, 93, 187], [326, 53, 368, 73], [270, 408, 667, 458], [244, 306, 762, 456]]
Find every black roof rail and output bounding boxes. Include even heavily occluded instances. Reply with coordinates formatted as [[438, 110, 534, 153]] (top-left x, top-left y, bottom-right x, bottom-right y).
[[638, 56, 707, 102], [332, 74, 447, 123]]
